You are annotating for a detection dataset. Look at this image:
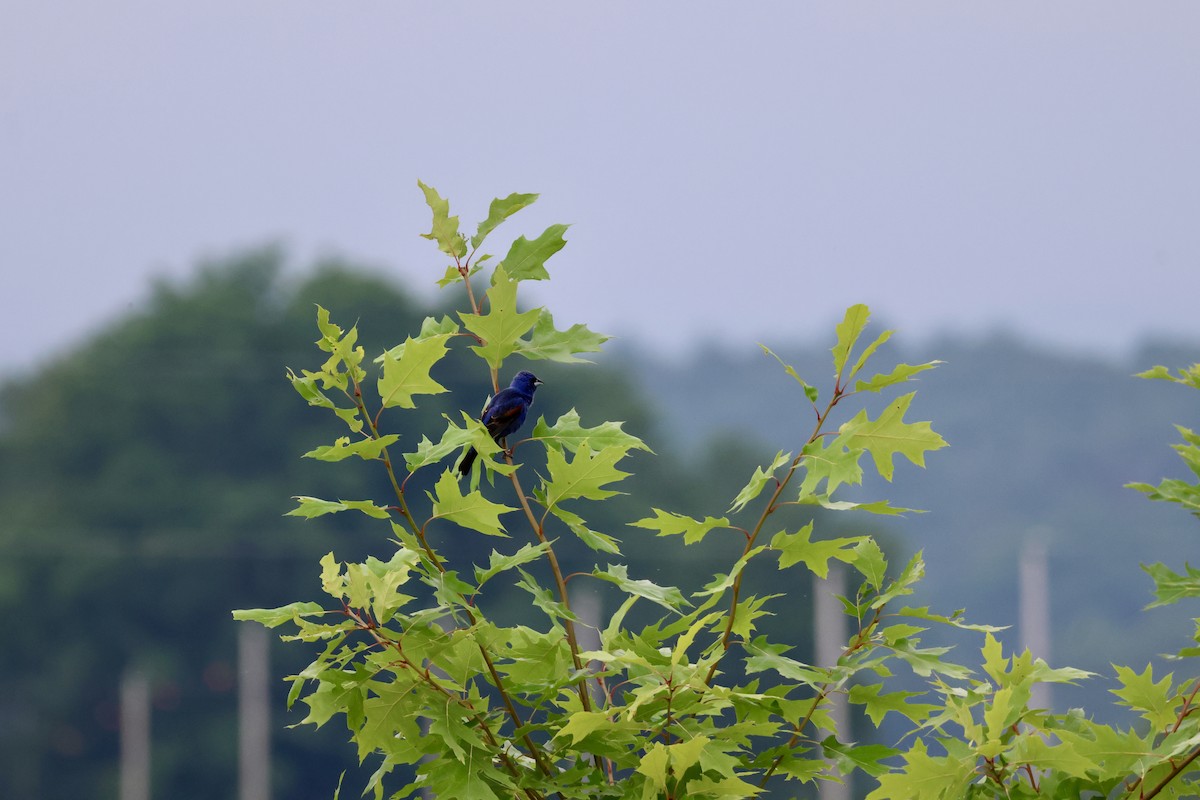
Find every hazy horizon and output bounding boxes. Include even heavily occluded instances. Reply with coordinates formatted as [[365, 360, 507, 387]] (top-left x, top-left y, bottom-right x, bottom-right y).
[[4, 3, 1198, 373]]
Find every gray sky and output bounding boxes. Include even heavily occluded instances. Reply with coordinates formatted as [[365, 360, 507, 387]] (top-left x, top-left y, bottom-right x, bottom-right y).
[[3, 3, 1198, 374]]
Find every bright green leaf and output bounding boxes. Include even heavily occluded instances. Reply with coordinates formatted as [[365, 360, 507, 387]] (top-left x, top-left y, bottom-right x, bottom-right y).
[[1142, 562, 1200, 609], [593, 563, 688, 612], [798, 437, 863, 498], [303, 434, 399, 462], [458, 265, 541, 369], [542, 445, 632, 508], [851, 538, 888, 590], [771, 523, 865, 579], [474, 541, 551, 588], [837, 393, 947, 481], [417, 180, 467, 259], [286, 496, 391, 520], [428, 469, 516, 536], [530, 408, 650, 454], [471, 191, 539, 250], [848, 684, 937, 727], [513, 309, 608, 363], [377, 333, 451, 409], [854, 361, 941, 393], [630, 508, 731, 545], [831, 304, 871, 381], [233, 601, 328, 628], [499, 223, 569, 281], [1111, 663, 1179, 731], [548, 504, 622, 554], [730, 450, 792, 513]]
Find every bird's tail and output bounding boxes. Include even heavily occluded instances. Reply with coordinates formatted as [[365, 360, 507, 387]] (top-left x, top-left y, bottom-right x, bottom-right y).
[[457, 447, 478, 476]]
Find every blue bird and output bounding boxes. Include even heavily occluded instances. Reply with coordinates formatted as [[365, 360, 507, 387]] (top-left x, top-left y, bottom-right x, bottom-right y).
[[457, 371, 543, 476]]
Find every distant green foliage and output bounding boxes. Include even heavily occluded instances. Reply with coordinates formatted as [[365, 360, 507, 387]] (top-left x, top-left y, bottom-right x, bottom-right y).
[[235, 186, 1200, 798]]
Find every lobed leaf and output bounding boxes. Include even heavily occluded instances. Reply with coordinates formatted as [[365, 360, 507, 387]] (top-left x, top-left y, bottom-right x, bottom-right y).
[[854, 361, 941, 393], [547, 504, 621, 554], [286, 496, 391, 519], [471, 191, 538, 250], [512, 309, 608, 363], [770, 522, 865, 579], [831, 304, 871, 381], [427, 469, 517, 536], [232, 601, 328, 628], [377, 333, 451, 410], [499, 223, 569, 281], [541, 445, 632, 509], [458, 265, 541, 369], [417, 180, 467, 259], [630, 508, 731, 545], [729, 450, 792, 513], [303, 434, 400, 462], [592, 563, 689, 612], [1142, 562, 1200, 609], [530, 408, 650, 454], [837, 393, 947, 481]]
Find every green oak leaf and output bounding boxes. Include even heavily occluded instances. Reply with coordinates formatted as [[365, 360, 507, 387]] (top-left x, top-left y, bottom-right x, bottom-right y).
[[513, 309, 608, 363], [831, 304, 871, 381], [730, 450, 792, 513], [303, 434, 399, 462], [822, 738, 901, 779], [847, 328, 893, 383], [232, 601, 328, 628], [854, 361, 941, 393], [542, 445, 632, 508], [473, 541, 551, 589], [1011, 734, 1100, 780], [377, 333, 451, 409], [530, 408, 650, 454], [1141, 562, 1200, 608], [770, 522, 865, 578], [848, 684, 938, 727], [286, 368, 364, 433], [458, 265, 541, 369], [798, 436, 864, 498], [417, 180, 467, 258], [499, 223, 569, 281], [837, 392, 947, 481], [312, 306, 367, 388], [743, 637, 831, 686], [865, 739, 975, 800], [1111, 664, 1179, 731], [471, 192, 539, 250], [287, 496, 391, 519], [1136, 362, 1200, 389], [548, 504, 622, 554], [636, 743, 670, 791], [593, 564, 689, 612], [629, 508, 731, 545], [428, 469, 516, 537], [403, 414, 481, 472], [556, 710, 614, 745], [851, 538, 888, 590]]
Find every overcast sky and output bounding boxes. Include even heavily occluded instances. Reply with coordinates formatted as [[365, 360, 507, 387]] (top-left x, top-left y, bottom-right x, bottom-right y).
[[2, 3, 1198, 374]]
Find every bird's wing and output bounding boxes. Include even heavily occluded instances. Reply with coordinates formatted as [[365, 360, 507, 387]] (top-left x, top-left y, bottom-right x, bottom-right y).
[[484, 399, 525, 438]]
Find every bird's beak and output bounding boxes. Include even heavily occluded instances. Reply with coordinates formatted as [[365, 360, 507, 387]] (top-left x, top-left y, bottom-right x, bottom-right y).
[[534, 378, 544, 386]]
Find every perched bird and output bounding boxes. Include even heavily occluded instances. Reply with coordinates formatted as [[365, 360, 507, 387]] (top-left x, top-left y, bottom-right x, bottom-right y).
[[457, 371, 543, 476]]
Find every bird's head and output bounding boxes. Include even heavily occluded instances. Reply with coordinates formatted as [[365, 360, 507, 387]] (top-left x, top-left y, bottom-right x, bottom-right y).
[[513, 371, 543, 393]]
